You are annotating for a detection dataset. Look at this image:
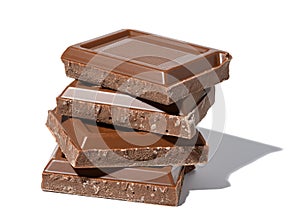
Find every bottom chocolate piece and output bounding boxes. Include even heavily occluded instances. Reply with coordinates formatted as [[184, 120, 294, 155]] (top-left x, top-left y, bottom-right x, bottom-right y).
[[42, 146, 192, 206]]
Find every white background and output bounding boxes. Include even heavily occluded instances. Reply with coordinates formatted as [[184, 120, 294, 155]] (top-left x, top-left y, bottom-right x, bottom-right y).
[[0, 0, 299, 215]]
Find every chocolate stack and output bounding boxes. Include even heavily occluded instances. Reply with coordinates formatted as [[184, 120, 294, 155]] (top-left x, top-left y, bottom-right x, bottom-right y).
[[42, 29, 231, 206]]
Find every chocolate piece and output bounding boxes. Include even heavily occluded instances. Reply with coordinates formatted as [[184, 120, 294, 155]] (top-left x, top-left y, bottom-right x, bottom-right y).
[[46, 110, 208, 168], [56, 80, 215, 139], [62, 29, 231, 105], [42, 146, 187, 206]]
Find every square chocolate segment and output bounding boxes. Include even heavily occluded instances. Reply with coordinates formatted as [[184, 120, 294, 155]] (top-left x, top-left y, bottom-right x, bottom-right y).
[[62, 29, 231, 105], [56, 80, 215, 139], [46, 110, 208, 168], [42, 146, 190, 206]]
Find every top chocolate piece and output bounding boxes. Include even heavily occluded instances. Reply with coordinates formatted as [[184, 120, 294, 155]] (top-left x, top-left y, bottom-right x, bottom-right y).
[[62, 29, 231, 105]]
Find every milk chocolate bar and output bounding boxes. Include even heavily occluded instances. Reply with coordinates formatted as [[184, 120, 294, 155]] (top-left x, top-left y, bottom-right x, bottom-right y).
[[42, 147, 189, 206], [46, 110, 208, 168], [62, 29, 231, 105], [56, 80, 215, 139]]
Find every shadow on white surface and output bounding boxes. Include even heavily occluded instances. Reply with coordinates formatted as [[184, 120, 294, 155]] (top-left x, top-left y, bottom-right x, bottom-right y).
[[179, 128, 281, 205]]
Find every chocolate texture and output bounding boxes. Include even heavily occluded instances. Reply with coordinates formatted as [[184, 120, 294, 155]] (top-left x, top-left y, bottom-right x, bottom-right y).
[[46, 110, 208, 168], [41, 147, 189, 206], [62, 29, 231, 105], [56, 80, 215, 139]]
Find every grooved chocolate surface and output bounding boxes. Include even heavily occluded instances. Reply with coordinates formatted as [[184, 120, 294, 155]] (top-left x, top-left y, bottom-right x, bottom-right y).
[[42, 147, 188, 206], [46, 110, 208, 168], [56, 80, 215, 139], [62, 29, 231, 105]]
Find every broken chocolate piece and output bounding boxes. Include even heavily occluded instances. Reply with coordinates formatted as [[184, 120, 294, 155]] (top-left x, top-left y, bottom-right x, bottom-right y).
[[46, 110, 208, 168], [56, 80, 215, 139], [62, 29, 231, 105], [42, 146, 190, 206]]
